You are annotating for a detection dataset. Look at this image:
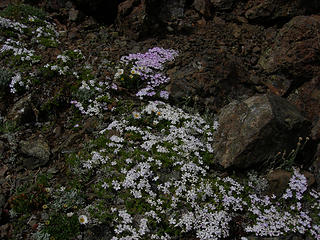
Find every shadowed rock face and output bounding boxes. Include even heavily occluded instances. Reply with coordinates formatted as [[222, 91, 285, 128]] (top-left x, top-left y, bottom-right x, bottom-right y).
[[212, 94, 311, 169], [146, 0, 185, 23], [258, 15, 320, 96], [72, 0, 119, 24]]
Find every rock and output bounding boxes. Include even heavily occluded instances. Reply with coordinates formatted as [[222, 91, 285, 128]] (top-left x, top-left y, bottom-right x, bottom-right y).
[[117, 0, 188, 39], [6, 94, 35, 125], [19, 139, 50, 169], [210, 0, 235, 11], [193, 0, 211, 18], [68, 8, 80, 21], [72, 0, 119, 24], [259, 15, 320, 96], [266, 169, 315, 197], [145, 0, 186, 26], [244, 0, 304, 22], [288, 76, 320, 126], [116, 0, 146, 39], [212, 94, 311, 169], [167, 45, 251, 112], [117, 0, 140, 17]]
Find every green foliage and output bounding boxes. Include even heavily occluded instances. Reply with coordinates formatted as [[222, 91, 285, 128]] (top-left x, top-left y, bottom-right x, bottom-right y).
[[42, 213, 80, 240], [0, 3, 47, 20], [38, 37, 58, 48], [37, 173, 53, 186]]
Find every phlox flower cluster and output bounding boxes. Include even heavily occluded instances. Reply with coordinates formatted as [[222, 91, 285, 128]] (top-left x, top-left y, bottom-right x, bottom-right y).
[[9, 72, 30, 94], [71, 78, 115, 116], [120, 47, 178, 71], [72, 47, 178, 116], [0, 16, 27, 33], [9, 73, 22, 93], [81, 101, 243, 239], [75, 100, 320, 240], [118, 47, 178, 99], [282, 168, 308, 200], [43, 50, 83, 76], [245, 169, 318, 238], [247, 171, 268, 194], [43, 63, 69, 75], [0, 15, 62, 95], [1, 39, 38, 63], [31, 19, 59, 44]]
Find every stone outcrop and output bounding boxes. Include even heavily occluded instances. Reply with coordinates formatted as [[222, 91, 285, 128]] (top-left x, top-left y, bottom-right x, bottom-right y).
[[212, 94, 311, 169], [259, 15, 320, 96], [288, 76, 320, 124], [244, 0, 305, 23], [116, 0, 188, 38], [116, 0, 147, 39], [19, 139, 50, 169]]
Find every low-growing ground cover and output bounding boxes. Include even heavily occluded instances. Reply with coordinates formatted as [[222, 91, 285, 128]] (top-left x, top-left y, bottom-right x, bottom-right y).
[[0, 3, 319, 240]]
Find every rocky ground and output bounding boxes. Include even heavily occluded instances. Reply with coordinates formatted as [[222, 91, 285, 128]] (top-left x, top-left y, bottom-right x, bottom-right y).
[[0, 0, 320, 239]]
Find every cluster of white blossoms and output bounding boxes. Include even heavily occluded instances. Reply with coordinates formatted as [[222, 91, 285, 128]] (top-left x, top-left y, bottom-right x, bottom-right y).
[[31, 19, 59, 44], [77, 100, 320, 240], [43, 63, 69, 75], [0, 16, 27, 33], [71, 78, 116, 116], [43, 50, 85, 76], [9, 72, 30, 93], [1, 39, 38, 63], [0, 15, 62, 96], [245, 169, 319, 238]]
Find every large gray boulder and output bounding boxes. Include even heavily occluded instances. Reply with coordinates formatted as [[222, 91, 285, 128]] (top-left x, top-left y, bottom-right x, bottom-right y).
[[212, 94, 311, 169]]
